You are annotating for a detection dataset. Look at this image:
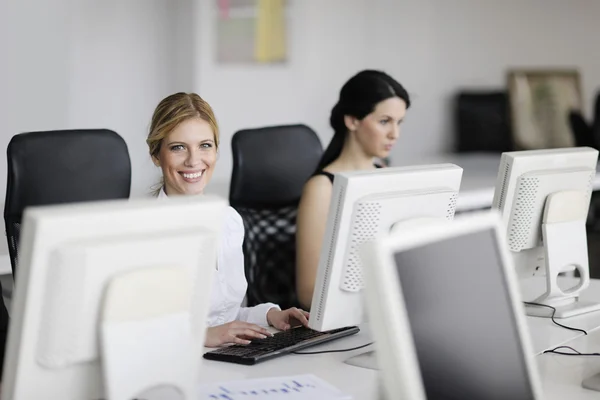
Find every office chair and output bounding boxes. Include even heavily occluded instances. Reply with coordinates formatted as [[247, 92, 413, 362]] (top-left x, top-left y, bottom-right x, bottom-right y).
[[455, 91, 513, 153], [569, 111, 597, 148], [4, 129, 131, 277], [568, 92, 600, 149], [230, 124, 323, 309], [568, 92, 600, 236]]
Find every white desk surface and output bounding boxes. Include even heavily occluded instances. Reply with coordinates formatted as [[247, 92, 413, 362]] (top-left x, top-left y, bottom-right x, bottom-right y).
[[208, 153, 600, 214], [199, 278, 600, 399], [525, 278, 600, 399], [521, 278, 600, 355], [537, 324, 600, 399], [200, 325, 379, 399], [394, 153, 600, 212]]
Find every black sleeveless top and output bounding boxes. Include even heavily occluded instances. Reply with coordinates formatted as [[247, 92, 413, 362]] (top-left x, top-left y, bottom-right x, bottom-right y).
[[312, 164, 383, 184], [313, 170, 335, 183]]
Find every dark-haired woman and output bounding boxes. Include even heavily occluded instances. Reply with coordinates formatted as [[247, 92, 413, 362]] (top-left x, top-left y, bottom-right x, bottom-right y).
[[295, 70, 411, 309]]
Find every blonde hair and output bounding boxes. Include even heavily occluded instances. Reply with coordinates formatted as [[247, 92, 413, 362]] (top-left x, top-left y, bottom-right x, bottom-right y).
[[147, 92, 219, 195]]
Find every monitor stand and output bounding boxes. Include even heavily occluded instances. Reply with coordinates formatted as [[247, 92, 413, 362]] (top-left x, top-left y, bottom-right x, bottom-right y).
[[344, 350, 378, 370], [527, 191, 600, 319]]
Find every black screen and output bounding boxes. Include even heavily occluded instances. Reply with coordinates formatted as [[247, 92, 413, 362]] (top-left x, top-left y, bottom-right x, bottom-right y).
[[393, 229, 535, 400]]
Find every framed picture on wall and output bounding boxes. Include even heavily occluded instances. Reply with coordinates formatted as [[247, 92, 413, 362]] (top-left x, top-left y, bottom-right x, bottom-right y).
[[507, 69, 583, 150], [215, 0, 289, 64]]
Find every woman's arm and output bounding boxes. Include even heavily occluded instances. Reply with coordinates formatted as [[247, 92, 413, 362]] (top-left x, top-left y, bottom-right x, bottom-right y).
[[237, 303, 280, 326], [295, 176, 333, 309]]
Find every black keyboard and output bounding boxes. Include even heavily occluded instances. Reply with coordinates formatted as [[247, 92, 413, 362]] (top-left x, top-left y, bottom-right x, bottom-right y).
[[203, 325, 360, 365]]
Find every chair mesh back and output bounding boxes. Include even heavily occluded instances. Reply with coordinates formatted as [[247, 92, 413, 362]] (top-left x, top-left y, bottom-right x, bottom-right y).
[[238, 205, 299, 309], [229, 124, 323, 309]]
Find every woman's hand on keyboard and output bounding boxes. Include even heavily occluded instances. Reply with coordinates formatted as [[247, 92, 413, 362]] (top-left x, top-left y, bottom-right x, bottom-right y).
[[205, 321, 273, 347], [266, 307, 310, 331]]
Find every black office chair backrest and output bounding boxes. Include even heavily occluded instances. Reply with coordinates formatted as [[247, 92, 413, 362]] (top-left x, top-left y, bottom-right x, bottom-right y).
[[569, 111, 596, 148], [229, 124, 323, 309], [4, 129, 131, 276], [455, 91, 513, 153]]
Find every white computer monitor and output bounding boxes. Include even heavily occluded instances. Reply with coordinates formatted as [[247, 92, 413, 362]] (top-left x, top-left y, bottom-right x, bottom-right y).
[[492, 147, 600, 318], [361, 211, 542, 400], [308, 164, 463, 332], [2, 195, 226, 400]]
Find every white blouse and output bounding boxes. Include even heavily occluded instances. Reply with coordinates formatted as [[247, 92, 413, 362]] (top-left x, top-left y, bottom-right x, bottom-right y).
[[158, 189, 280, 327]]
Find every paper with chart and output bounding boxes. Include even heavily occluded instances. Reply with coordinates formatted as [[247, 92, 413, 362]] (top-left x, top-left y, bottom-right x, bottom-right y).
[[198, 374, 352, 399]]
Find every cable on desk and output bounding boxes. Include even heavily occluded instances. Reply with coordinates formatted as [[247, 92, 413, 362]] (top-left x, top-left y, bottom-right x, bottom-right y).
[[292, 342, 374, 355], [523, 302, 587, 335], [543, 345, 600, 357]]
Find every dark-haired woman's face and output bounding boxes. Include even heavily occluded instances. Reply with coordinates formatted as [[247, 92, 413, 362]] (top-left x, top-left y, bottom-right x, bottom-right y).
[[352, 97, 407, 158]]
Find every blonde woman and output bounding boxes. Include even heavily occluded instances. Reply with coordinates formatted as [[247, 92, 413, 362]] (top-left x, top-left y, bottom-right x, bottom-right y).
[[147, 93, 309, 347]]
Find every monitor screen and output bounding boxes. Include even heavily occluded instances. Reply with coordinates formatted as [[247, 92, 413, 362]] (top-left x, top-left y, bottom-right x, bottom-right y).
[[393, 229, 534, 400]]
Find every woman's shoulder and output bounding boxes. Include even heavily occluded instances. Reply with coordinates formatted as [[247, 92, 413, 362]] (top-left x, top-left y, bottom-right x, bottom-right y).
[[311, 170, 334, 184], [302, 173, 334, 197], [221, 206, 245, 246], [307, 168, 336, 186], [299, 174, 334, 210], [224, 206, 244, 231]]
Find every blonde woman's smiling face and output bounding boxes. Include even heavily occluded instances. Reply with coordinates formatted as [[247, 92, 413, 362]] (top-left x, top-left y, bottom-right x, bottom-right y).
[[154, 118, 217, 196]]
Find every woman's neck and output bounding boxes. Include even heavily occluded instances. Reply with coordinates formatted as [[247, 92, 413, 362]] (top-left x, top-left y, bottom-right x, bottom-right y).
[[326, 137, 375, 172]]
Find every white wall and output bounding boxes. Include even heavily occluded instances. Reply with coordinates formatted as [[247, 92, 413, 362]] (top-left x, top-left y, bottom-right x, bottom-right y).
[[195, 0, 375, 196], [0, 0, 73, 191], [2, 0, 600, 199], [66, 0, 188, 197], [1, 0, 193, 199], [370, 0, 600, 163], [197, 0, 600, 194]]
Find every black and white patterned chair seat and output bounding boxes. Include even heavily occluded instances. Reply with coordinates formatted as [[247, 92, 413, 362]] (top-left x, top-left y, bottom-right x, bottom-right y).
[[237, 205, 299, 310]]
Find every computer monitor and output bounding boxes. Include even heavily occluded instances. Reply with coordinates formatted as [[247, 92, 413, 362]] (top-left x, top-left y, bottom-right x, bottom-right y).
[[2, 195, 226, 400], [492, 147, 600, 318], [361, 211, 542, 400], [308, 164, 463, 332]]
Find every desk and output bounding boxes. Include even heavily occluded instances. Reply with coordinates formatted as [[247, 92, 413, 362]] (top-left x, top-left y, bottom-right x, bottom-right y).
[[528, 278, 600, 399], [207, 153, 600, 214], [200, 327, 378, 398], [395, 153, 600, 212], [521, 278, 600, 355], [537, 325, 600, 399], [199, 278, 600, 399]]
